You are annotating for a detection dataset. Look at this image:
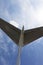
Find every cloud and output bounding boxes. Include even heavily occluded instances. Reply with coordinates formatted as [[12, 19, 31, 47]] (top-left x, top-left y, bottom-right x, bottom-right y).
[[0, 56, 8, 65], [35, 7, 43, 25], [17, 0, 43, 29], [10, 20, 19, 28], [0, 0, 43, 29], [0, 29, 17, 55]]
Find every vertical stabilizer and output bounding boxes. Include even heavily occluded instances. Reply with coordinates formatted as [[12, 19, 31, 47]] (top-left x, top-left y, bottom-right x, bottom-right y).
[[19, 26, 24, 47], [16, 26, 24, 65]]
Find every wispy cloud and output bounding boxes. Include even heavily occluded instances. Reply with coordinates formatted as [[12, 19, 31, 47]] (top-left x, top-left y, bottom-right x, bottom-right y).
[[0, 0, 43, 29], [0, 56, 8, 65], [0, 29, 17, 55], [17, 0, 43, 29]]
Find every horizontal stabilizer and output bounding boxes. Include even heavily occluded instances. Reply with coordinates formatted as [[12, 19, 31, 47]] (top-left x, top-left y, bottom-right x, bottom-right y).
[[24, 27, 43, 45], [0, 18, 21, 45], [0, 18, 43, 46]]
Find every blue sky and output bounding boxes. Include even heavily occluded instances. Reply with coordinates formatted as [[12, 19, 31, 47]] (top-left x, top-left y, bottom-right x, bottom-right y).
[[0, 0, 43, 65]]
